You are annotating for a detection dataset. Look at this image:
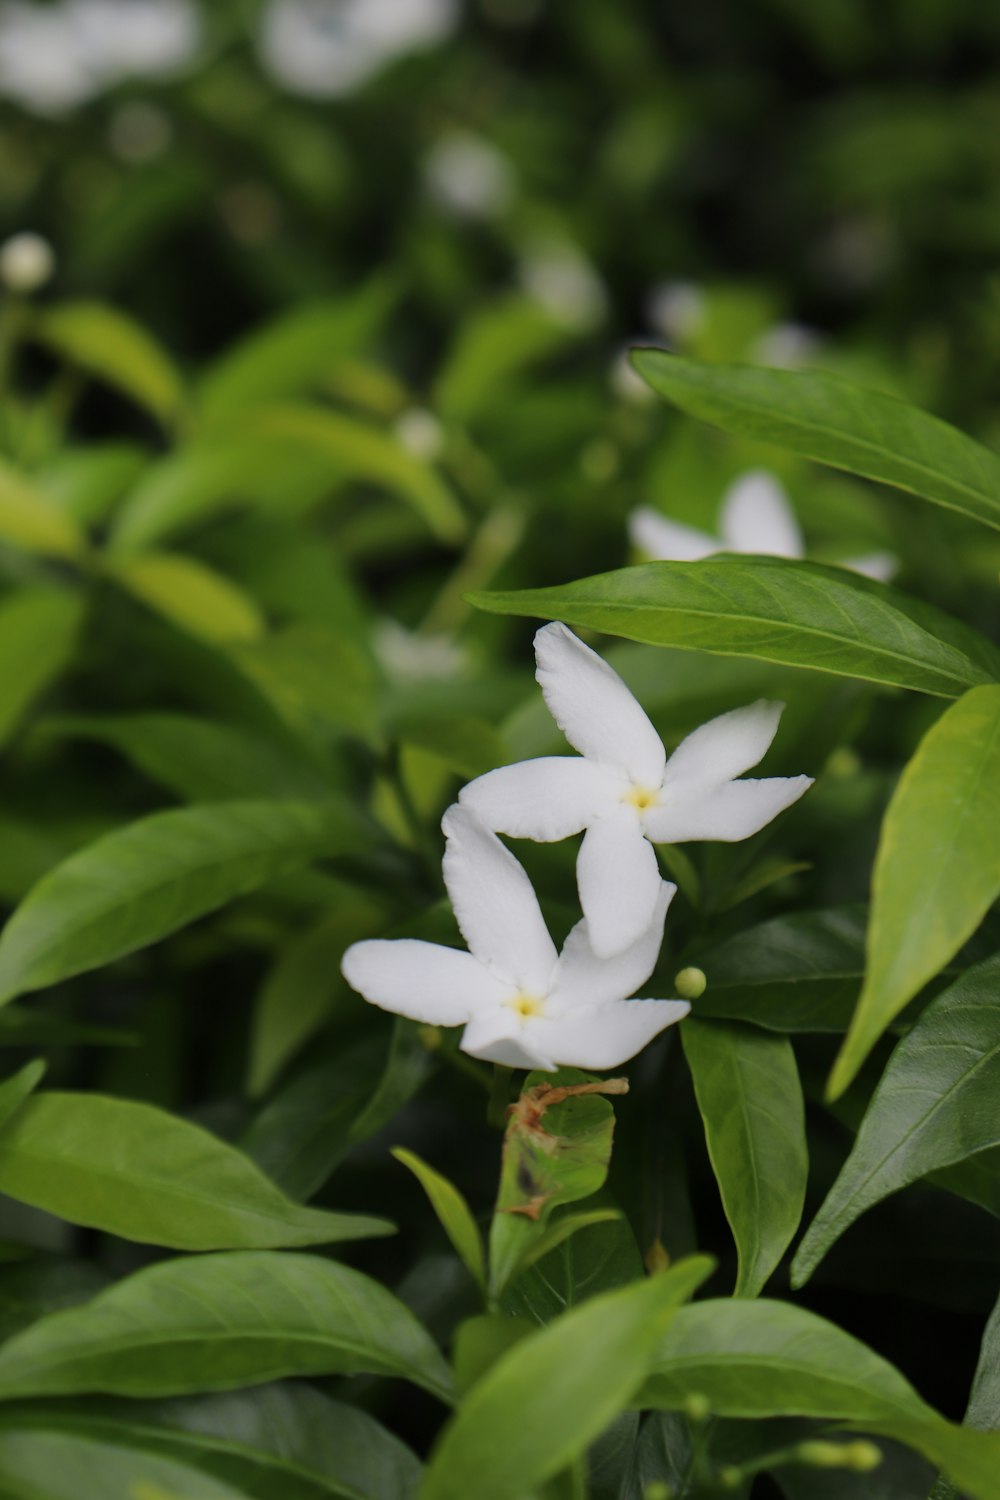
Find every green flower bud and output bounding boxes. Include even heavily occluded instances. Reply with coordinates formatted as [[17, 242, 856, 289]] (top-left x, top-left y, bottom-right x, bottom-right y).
[[674, 966, 707, 1001], [684, 1391, 711, 1424]]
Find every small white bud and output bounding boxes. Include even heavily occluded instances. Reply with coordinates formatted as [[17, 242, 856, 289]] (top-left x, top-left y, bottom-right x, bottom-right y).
[[394, 408, 444, 461], [0, 233, 55, 294], [674, 966, 707, 1001]]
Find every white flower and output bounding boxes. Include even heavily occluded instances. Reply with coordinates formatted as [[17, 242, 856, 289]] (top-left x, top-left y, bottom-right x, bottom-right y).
[[68, 0, 200, 81], [459, 623, 813, 957], [342, 806, 688, 1072], [424, 132, 513, 219], [0, 3, 98, 116], [0, 231, 54, 293], [629, 469, 897, 583], [519, 241, 606, 330], [645, 280, 705, 345], [258, 0, 457, 99], [374, 619, 466, 682]]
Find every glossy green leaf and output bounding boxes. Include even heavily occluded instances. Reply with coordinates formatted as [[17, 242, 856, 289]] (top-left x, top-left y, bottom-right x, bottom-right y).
[[0, 1385, 423, 1500], [244, 405, 466, 543], [469, 557, 1000, 699], [0, 1426, 250, 1499], [795, 955, 1000, 1285], [0, 589, 83, 750], [46, 713, 337, 805], [32, 301, 185, 427], [638, 1299, 1000, 1500], [0, 798, 371, 1005], [420, 1257, 713, 1500], [692, 906, 868, 1032], [488, 1072, 624, 1300], [110, 551, 266, 645], [830, 685, 1000, 1097], [0, 458, 87, 560], [501, 1213, 644, 1326], [682, 1019, 807, 1296], [392, 1149, 485, 1294], [631, 351, 1000, 534], [200, 281, 395, 419], [0, 1251, 452, 1402], [0, 1091, 392, 1249], [929, 1292, 1000, 1500]]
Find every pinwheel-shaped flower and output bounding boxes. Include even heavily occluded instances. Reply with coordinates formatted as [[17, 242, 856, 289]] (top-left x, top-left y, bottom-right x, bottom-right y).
[[460, 623, 813, 957], [342, 807, 688, 1072], [629, 469, 896, 582]]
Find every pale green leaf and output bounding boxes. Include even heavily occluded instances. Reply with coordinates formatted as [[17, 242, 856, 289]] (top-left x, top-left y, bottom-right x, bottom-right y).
[[0, 589, 83, 749], [0, 458, 87, 560], [392, 1148, 486, 1294], [110, 551, 266, 645], [32, 301, 185, 427]]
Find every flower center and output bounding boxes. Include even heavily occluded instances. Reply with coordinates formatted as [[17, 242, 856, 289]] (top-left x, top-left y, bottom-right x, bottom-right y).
[[506, 991, 544, 1019], [623, 784, 661, 811]]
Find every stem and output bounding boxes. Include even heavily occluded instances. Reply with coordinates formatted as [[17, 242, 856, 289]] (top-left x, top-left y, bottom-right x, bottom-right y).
[[487, 1064, 513, 1128]]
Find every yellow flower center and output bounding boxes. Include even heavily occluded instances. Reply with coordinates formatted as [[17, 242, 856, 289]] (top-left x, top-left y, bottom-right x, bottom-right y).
[[507, 991, 544, 1019], [624, 785, 660, 811]]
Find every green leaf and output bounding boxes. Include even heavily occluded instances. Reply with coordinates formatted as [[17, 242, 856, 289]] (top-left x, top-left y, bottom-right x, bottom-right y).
[[929, 1293, 1000, 1499], [243, 405, 466, 544], [631, 351, 1000, 534], [434, 294, 576, 424], [488, 1073, 625, 1300], [691, 906, 868, 1032], [829, 685, 1000, 1097], [501, 1213, 644, 1325], [0, 1091, 392, 1249], [469, 557, 1000, 700], [392, 1149, 486, 1295], [0, 798, 371, 1005], [637, 1299, 1000, 1500], [110, 551, 266, 645], [420, 1257, 713, 1500], [31, 301, 185, 428], [0, 1251, 452, 1402], [0, 1255, 110, 1343], [0, 1385, 423, 1500], [0, 457, 87, 560], [0, 1426, 251, 1499], [37, 442, 148, 528], [46, 713, 337, 805], [511, 1209, 624, 1278], [0, 1059, 45, 1133], [794, 954, 1000, 1285], [0, 590, 83, 750], [681, 1019, 807, 1296], [199, 280, 395, 419], [231, 625, 378, 746]]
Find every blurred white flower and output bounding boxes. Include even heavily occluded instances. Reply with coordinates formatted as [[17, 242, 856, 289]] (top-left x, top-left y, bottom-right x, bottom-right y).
[[394, 407, 445, 461], [0, 0, 198, 115], [519, 241, 606, 329], [629, 469, 897, 583], [0, 3, 98, 115], [752, 321, 824, 370], [645, 280, 705, 345], [424, 131, 513, 219], [343, 806, 688, 1071], [374, 619, 466, 681], [610, 346, 657, 404], [68, 0, 200, 81], [460, 623, 812, 956], [258, 0, 458, 99], [0, 231, 55, 293]]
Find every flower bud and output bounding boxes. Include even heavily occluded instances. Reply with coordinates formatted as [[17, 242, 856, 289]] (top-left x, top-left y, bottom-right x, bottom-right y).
[[796, 1438, 881, 1470], [674, 966, 707, 1001], [0, 233, 55, 294], [683, 1392, 711, 1424], [843, 1440, 882, 1471]]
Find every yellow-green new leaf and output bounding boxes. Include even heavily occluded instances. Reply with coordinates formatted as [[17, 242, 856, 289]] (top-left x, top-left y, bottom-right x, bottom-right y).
[[0, 589, 84, 749], [420, 1257, 713, 1500], [110, 551, 266, 645], [392, 1148, 486, 1294], [32, 301, 185, 428], [0, 458, 87, 561], [829, 685, 1000, 1097]]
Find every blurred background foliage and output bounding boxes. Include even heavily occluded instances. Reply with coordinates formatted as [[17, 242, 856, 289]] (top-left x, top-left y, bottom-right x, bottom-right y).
[[0, 4, 999, 1490]]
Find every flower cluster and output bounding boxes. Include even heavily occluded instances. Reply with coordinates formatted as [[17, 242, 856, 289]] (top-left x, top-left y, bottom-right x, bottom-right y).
[[342, 623, 813, 1071]]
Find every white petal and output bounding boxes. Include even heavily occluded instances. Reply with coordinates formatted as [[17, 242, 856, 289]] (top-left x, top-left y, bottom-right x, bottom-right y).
[[528, 999, 691, 1070], [534, 622, 666, 785], [842, 550, 898, 583], [576, 806, 663, 958], [663, 700, 785, 790], [459, 1010, 557, 1071], [459, 757, 618, 841], [644, 776, 813, 843], [628, 507, 719, 562], [720, 471, 803, 558], [549, 881, 675, 1011], [341, 939, 505, 1025], [441, 806, 557, 991]]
